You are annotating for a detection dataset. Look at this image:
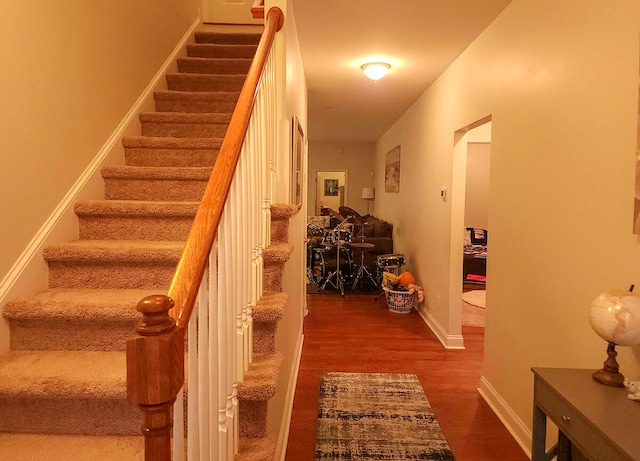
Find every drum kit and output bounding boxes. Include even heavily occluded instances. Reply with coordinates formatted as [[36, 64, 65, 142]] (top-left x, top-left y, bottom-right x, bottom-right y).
[[306, 207, 405, 297]]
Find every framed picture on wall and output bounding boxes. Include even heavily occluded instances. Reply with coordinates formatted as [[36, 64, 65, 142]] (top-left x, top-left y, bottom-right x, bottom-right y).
[[385, 145, 401, 193], [291, 116, 304, 206], [324, 179, 339, 196]]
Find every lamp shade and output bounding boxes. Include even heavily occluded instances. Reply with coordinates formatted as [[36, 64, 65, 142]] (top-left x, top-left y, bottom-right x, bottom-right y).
[[362, 188, 375, 199]]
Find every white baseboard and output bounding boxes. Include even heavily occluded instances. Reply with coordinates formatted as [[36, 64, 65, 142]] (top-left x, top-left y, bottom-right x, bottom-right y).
[[416, 307, 465, 350], [0, 17, 201, 353], [478, 376, 532, 459], [275, 332, 304, 461]]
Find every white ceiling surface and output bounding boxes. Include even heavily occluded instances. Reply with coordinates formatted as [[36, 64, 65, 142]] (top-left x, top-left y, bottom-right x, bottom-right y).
[[291, 0, 513, 143]]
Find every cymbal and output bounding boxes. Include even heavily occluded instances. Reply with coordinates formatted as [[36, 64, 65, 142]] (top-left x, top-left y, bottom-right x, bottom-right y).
[[338, 206, 364, 224], [351, 242, 375, 249], [325, 207, 346, 222]]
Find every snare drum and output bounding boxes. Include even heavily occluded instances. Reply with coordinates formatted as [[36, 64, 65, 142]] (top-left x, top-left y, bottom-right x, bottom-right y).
[[377, 254, 405, 270]]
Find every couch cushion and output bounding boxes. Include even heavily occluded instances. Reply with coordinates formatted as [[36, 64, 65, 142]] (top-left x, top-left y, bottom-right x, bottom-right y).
[[373, 220, 392, 237]]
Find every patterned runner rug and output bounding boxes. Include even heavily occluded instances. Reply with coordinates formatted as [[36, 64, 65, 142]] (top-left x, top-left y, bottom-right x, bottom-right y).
[[315, 372, 455, 460]]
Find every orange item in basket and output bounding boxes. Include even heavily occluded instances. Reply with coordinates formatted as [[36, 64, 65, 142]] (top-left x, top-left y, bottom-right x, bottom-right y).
[[398, 272, 415, 286]]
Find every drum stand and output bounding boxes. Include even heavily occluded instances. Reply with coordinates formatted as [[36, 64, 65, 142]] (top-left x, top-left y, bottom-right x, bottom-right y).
[[351, 242, 377, 291], [320, 239, 347, 297]]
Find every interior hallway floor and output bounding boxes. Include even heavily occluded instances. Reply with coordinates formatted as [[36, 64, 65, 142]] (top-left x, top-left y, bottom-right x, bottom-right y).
[[284, 293, 528, 461]]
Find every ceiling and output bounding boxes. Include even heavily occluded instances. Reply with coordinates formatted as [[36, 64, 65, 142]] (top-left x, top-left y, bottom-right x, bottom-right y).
[[290, 0, 513, 143]]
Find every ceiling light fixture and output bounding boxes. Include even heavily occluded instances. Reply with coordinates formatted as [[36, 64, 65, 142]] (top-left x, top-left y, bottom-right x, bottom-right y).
[[361, 62, 390, 81]]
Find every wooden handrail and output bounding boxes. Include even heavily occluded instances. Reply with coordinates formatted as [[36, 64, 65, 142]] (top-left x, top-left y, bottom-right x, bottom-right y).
[[127, 7, 283, 460], [170, 6, 283, 330]]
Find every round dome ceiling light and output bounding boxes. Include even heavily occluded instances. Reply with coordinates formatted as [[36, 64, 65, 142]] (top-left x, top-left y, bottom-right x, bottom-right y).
[[361, 62, 391, 81]]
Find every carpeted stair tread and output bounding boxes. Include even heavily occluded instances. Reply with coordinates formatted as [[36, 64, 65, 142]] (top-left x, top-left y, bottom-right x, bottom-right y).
[[102, 165, 212, 180], [253, 292, 287, 322], [270, 203, 298, 220], [154, 90, 240, 113], [4, 289, 159, 351], [187, 43, 258, 59], [0, 350, 126, 399], [102, 166, 210, 201], [236, 352, 282, 401], [122, 135, 223, 150], [236, 436, 276, 461], [166, 73, 245, 92], [139, 112, 231, 138], [270, 204, 298, 244], [177, 57, 252, 75], [262, 243, 293, 264], [76, 200, 198, 241], [43, 240, 184, 263], [0, 433, 143, 461], [75, 200, 199, 218], [194, 31, 261, 45], [3, 288, 156, 321], [138, 112, 231, 124]]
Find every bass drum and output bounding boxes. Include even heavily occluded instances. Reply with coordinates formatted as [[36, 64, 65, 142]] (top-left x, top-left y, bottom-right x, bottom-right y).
[[310, 248, 328, 285]]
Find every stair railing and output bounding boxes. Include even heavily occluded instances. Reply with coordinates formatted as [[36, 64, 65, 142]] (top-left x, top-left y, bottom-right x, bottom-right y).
[[126, 7, 284, 461]]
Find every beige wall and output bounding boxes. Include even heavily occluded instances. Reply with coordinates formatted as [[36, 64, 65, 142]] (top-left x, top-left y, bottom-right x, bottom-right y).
[[465, 142, 491, 230], [374, 0, 640, 450], [0, 1, 200, 349], [307, 141, 375, 217]]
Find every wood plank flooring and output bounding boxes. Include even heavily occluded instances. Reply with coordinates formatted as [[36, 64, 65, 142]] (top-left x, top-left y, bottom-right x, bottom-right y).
[[284, 293, 528, 461]]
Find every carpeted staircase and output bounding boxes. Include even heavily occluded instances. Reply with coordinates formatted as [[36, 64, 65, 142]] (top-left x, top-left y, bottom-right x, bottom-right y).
[[0, 30, 293, 461]]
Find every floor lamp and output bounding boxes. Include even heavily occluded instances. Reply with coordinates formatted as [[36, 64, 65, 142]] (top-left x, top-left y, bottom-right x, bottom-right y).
[[362, 188, 374, 214]]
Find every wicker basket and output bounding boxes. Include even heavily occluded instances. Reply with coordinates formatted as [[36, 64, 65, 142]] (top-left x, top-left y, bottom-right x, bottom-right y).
[[384, 288, 414, 314]]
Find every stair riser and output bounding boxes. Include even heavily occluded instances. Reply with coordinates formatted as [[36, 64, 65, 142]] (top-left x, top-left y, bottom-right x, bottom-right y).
[[155, 99, 237, 114], [0, 397, 140, 435], [104, 178, 207, 201], [252, 322, 277, 354], [270, 219, 289, 244], [124, 148, 218, 167], [195, 32, 261, 46], [239, 400, 267, 438], [187, 44, 257, 59], [47, 262, 176, 290], [177, 59, 252, 75], [9, 319, 134, 352], [78, 216, 194, 240], [140, 121, 228, 138], [263, 263, 285, 293], [166, 75, 244, 92]]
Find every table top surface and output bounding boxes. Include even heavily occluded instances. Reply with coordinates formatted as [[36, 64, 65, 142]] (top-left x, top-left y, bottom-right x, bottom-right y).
[[532, 367, 640, 457]]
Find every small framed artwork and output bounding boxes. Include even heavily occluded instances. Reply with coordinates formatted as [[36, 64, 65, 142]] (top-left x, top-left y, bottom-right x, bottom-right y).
[[324, 179, 339, 196], [385, 145, 401, 193], [291, 116, 304, 206]]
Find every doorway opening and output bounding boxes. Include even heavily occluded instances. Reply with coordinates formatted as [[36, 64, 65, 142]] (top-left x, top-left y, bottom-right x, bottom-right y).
[[315, 171, 347, 215], [450, 119, 491, 338]]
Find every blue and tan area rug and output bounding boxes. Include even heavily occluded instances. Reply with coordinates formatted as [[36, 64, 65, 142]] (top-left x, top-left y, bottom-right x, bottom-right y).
[[315, 372, 455, 460]]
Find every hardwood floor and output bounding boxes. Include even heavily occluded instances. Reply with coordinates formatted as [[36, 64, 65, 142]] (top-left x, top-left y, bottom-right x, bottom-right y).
[[284, 293, 528, 461]]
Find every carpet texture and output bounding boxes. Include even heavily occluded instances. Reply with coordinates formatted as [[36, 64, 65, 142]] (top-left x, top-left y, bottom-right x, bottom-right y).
[[315, 372, 455, 460], [462, 290, 485, 327], [1, 30, 294, 460]]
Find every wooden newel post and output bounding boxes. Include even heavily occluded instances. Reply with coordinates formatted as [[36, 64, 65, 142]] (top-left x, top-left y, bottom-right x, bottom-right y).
[[126, 295, 185, 461]]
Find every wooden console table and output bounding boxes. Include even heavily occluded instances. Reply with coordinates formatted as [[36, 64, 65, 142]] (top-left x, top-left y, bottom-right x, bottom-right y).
[[532, 368, 640, 461]]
